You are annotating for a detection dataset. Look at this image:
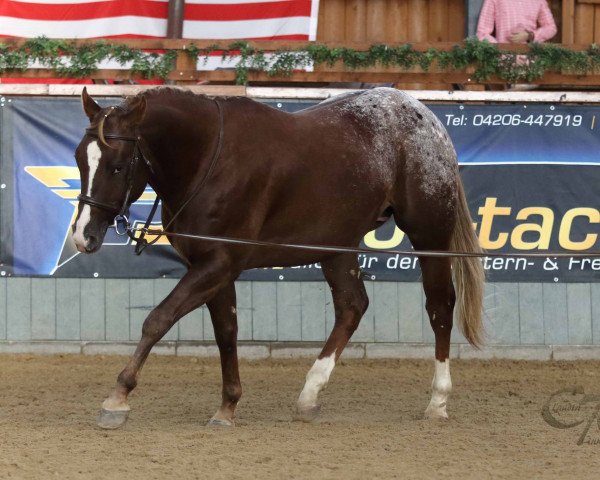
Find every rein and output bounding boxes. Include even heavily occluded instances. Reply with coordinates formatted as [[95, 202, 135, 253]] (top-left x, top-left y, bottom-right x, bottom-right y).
[[117, 227, 600, 259]]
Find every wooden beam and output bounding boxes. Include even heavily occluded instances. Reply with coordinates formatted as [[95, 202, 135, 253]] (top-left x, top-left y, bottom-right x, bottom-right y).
[[563, 0, 575, 44], [8, 64, 600, 88], [185, 69, 600, 86], [5, 84, 600, 105], [167, 0, 185, 39], [0, 37, 596, 52], [575, 2, 595, 43]]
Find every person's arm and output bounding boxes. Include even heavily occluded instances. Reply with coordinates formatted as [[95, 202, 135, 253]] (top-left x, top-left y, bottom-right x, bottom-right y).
[[531, 0, 557, 42], [476, 0, 498, 43]]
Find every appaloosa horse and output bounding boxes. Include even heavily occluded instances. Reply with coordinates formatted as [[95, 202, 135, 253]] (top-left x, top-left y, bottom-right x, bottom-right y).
[[73, 86, 484, 429]]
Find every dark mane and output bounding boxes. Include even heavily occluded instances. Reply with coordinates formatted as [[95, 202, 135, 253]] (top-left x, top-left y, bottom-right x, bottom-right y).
[[124, 87, 270, 114], [126, 87, 215, 108]]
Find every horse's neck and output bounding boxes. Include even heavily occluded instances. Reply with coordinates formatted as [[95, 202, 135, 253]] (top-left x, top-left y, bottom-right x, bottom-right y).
[[142, 96, 220, 207]]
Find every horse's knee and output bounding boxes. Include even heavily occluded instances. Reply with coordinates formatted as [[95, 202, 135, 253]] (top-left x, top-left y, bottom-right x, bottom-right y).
[[215, 320, 237, 340], [358, 287, 369, 315], [141, 310, 172, 340], [335, 286, 369, 333]]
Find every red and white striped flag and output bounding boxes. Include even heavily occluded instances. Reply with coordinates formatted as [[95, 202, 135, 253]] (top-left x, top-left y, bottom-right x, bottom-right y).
[[0, 0, 320, 40], [0, 0, 320, 82]]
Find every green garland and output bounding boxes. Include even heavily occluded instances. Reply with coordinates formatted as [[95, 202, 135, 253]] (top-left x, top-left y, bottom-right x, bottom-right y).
[[2, 36, 600, 84], [0, 37, 177, 79]]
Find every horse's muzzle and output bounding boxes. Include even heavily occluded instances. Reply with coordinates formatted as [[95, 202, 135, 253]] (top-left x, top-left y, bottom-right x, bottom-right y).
[[72, 221, 108, 254], [83, 234, 102, 253]]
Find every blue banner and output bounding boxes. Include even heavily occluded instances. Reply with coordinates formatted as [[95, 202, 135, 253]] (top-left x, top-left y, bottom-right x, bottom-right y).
[[1, 97, 599, 282]]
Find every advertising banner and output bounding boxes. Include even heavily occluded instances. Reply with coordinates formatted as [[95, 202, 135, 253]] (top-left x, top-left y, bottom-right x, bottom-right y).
[[0, 97, 598, 282]]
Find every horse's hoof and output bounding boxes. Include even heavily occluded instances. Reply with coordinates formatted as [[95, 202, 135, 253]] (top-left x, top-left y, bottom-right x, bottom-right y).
[[294, 404, 321, 423], [97, 408, 129, 429], [207, 417, 234, 427], [424, 405, 449, 420]]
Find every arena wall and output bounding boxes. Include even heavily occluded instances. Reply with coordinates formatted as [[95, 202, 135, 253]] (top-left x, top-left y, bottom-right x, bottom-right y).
[[0, 278, 599, 348]]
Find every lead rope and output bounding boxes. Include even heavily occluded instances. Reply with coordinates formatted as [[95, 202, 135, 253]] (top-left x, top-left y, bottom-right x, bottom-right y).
[[132, 98, 225, 255], [124, 228, 600, 259]]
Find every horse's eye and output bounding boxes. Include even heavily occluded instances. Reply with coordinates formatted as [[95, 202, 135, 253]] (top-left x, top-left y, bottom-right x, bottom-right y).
[[112, 167, 123, 175]]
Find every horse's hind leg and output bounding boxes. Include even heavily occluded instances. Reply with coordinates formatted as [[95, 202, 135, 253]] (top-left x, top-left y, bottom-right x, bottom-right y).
[[206, 282, 241, 427], [418, 254, 455, 420], [296, 253, 369, 422]]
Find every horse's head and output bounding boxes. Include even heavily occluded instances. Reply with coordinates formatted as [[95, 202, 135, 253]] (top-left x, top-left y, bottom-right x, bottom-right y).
[[72, 88, 148, 253]]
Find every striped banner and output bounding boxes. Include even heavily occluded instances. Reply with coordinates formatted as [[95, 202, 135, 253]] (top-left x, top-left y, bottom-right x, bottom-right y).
[[0, 0, 320, 40], [0, 0, 320, 82]]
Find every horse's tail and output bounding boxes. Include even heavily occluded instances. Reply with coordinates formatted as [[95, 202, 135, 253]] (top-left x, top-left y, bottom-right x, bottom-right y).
[[450, 178, 485, 347]]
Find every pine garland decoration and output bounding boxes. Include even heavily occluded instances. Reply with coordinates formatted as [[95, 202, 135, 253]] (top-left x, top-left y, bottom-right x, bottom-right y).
[[3, 36, 600, 84]]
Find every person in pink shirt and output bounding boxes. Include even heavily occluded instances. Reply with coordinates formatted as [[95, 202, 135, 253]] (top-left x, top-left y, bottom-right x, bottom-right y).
[[476, 0, 557, 44]]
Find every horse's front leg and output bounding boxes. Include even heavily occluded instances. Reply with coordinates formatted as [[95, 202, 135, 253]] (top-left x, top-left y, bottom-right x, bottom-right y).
[[97, 259, 231, 429], [206, 282, 241, 427]]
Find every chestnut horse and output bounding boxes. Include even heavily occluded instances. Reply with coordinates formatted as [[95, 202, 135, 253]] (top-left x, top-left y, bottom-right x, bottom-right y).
[[73, 87, 484, 429]]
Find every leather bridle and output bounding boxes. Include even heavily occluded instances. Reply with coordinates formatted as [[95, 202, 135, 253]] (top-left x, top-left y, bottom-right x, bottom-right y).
[[78, 128, 150, 243], [77, 98, 224, 254]]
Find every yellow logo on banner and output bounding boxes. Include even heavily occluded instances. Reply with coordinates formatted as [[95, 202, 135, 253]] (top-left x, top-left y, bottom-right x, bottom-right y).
[[24, 166, 170, 245]]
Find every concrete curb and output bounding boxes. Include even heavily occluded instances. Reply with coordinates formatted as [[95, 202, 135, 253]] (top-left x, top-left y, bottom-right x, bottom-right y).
[[0, 341, 82, 355], [1, 341, 600, 360], [459, 345, 552, 361], [552, 346, 600, 361], [366, 343, 459, 359]]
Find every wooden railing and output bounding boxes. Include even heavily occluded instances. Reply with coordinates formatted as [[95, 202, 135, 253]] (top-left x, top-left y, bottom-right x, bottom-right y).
[[3, 38, 600, 89]]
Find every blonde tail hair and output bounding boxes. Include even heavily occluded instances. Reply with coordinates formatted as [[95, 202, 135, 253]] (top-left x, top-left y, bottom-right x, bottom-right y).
[[450, 179, 485, 347]]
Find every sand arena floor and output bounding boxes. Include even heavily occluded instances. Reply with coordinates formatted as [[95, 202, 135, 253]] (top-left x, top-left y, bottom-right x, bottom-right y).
[[1, 354, 600, 479]]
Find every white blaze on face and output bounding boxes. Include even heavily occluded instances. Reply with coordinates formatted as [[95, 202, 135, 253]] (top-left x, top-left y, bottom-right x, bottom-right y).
[[297, 351, 336, 409], [73, 141, 101, 251], [425, 359, 452, 419]]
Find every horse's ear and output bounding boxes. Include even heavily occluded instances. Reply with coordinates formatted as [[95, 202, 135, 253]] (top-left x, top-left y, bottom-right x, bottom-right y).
[[122, 96, 147, 125], [81, 87, 101, 121]]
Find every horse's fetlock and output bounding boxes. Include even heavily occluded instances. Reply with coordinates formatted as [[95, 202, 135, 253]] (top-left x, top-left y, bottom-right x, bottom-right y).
[[223, 384, 242, 403], [117, 372, 137, 392]]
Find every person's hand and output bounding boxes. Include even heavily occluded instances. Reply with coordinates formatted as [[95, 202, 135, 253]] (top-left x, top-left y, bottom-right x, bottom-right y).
[[509, 31, 531, 43]]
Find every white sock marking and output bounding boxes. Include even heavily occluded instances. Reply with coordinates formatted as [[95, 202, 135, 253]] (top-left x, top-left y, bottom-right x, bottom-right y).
[[73, 141, 101, 250], [297, 351, 336, 409], [426, 359, 452, 418]]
